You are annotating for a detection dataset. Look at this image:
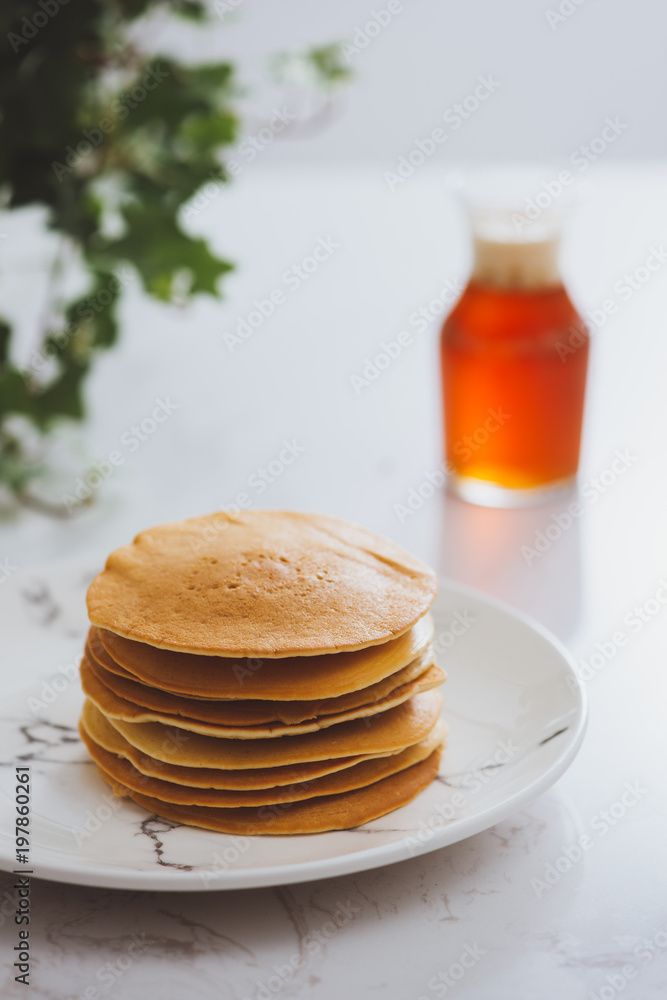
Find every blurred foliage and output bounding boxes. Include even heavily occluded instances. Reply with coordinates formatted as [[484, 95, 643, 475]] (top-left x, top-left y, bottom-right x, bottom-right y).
[[0, 1, 349, 506]]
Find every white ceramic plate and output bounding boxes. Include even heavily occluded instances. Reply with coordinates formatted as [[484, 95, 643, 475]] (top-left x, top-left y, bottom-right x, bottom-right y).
[[0, 559, 586, 891]]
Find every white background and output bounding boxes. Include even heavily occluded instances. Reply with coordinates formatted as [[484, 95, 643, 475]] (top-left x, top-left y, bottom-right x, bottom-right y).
[[149, 0, 667, 164]]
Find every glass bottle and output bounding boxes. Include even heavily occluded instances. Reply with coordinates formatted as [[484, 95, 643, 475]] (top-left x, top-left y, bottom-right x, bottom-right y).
[[440, 200, 589, 507]]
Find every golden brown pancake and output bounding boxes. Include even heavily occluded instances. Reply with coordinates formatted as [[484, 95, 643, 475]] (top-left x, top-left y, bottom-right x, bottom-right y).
[[93, 615, 434, 700], [98, 689, 444, 768], [78, 511, 445, 835], [86, 511, 438, 656], [81, 652, 445, 737], [95, 747, 443, 834], [81, 700, 402, 788], [86, 640, 278, 725], [80, 714, 446, 807], [86, 636, 440, 726]]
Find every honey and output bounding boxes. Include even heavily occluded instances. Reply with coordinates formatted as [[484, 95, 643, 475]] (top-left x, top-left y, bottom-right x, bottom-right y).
[[440, 223, 589, 504]]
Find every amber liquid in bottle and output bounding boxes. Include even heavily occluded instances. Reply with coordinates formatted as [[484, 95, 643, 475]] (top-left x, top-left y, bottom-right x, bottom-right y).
[[441, 232, 589, 501]]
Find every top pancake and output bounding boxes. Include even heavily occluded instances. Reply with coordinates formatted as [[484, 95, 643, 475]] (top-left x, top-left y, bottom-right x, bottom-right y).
[[86, 510, 438, 656]]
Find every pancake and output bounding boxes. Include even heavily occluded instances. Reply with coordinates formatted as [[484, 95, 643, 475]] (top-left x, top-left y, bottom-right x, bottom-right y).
[[86, 636, 440, 726], [100, 689, 444, 768], [82, 700, 401, 788], [80, 714, 447, 807], [81, 652, 445, 737], [94, 614, 434, 700], [86, 639, 278, 725], [95, 747, 443, 834], [86, 510, 438, 656]]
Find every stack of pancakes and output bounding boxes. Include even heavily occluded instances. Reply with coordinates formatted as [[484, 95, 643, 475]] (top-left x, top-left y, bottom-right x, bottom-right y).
[[79, 511, 446, 835]]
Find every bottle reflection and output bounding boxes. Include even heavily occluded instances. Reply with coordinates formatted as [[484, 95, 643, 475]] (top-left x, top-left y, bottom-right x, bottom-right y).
[[439, 488, 582, 642]]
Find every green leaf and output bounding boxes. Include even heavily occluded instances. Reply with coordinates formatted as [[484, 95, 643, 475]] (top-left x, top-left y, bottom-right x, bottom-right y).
[[108, 203, 232, 299], [170, 0, 207, 20], [63, 270, 121, 351], [0, 367, 37, 422], [308, 44, 352, 85], [0, 359, 88, 430], [179, 111, 238, 157], [0, 433, 40, 493], [0, 321, 11, 368], [32, 361, 88, 425]]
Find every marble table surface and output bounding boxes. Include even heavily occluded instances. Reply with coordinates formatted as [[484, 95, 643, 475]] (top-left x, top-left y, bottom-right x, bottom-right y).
[[1, 164, 667, 998]]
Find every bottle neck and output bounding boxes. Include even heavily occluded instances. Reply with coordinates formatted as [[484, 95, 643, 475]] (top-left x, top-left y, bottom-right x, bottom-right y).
[[471, 233, 562, 290]]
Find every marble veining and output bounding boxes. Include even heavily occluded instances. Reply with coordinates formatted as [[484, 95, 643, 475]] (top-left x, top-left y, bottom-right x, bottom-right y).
[[20, 578, 61, 626], [136, 817, 194, 872], [0, 717, 83, 766]]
